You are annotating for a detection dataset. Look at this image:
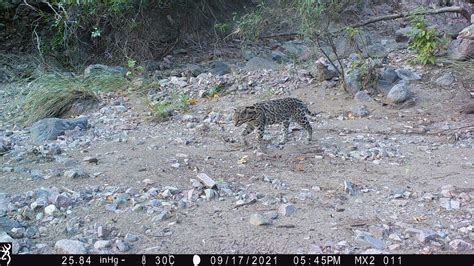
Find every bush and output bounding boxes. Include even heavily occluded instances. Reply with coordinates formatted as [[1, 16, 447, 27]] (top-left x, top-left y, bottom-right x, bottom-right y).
[[11, 0, 250, 68], [408, 15, 443, 65]]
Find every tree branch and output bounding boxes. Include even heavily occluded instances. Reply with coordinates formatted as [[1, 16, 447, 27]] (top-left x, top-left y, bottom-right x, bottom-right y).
[[349, 6, 470, 29], [260, 6, 471, 39]]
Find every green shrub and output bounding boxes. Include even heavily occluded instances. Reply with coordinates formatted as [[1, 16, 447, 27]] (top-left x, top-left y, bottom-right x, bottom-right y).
[[408, 15, 441, 65]]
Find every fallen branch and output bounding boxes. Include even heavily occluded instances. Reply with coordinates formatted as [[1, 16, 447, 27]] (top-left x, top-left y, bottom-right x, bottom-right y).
[[348, 6, 470, 29], [260, 6, 471, 39]]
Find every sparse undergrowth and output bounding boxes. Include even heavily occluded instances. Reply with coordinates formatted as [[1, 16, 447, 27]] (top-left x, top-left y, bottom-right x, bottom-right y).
[[148, 94, 195, 122], [21, 74, 129, 125]]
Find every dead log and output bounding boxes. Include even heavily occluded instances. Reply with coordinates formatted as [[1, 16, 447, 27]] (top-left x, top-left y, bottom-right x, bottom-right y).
[[349, 6, 471, 29]]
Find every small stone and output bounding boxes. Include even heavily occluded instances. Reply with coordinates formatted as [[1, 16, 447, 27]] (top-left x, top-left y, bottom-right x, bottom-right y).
[[124, 233, 139, 242], [204, 189, 217, 200], [449, 239, 472, 251], [440, 198, 461, 210], [0, 231, 19, 254], [161, 189, 172, 198], [115, 240, 130, 252], [10, 227, 25, 238], [25, 226, 39, 238], [388, 244, 400, 251], [381, 67, 399, 83], [355, 230, 385, 250], [353, 105, 369, 117], [388, 233, 402, 242], [177, 200, 187, 209], [440, 185, 455, 197], [154, 211, 170, 222], [196, 173, 216, 188], [44, 204, 57, 216], [395, 68, 421, 81], [344, 180, 359, 196], [435, 73, 455, 86], [249, 213, 271, 226], [278, 204, 297, 217], [354, 91, 373, 102], [64, 169, 89, 179], [309, 244, 323, 254], [54, 239, 87, 254], [418, 230, 439, 243], [105, 204, 117, 212], [368, 224, 389, 239], [52, 194, 72, 208], [83, 156, 98, 164], [94, 240, 112, 249], [267, 211, 279, 220], [30, 169, 43, 179]]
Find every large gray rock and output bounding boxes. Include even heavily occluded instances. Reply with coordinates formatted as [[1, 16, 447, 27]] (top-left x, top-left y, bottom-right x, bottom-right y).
[[435, 72, 455, 86], [84, 64, 127, 77], [346, 70, 363, 94], [311, 58, 338, 81], [282, 41, 311, 61], [183, 64, 203, 77], [395, 68, 421, 81], [376, 67, 400, 95], [365, 43, 388, 58], [447, 38, 474, 61], [381, 67, 399, 83], [0, 231, 19, 254], [387, 82, 411, 104], [54, 239, 87, 254], [30, 117, 88, 143], [209, 61, 231, 76], [458, 24, 474, 40], [245, 57, 278, 72], [0, 217, 21, 233], [395, 27, 417, 42], [271, 50, 289, 63]]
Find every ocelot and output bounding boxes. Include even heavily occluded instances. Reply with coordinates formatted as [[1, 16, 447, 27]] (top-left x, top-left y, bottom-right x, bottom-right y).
[[233, 97, 317, 149]]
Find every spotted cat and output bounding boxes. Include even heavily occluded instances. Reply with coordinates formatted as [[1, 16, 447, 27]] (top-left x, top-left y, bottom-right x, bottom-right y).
[[233, 97, 317, 148]]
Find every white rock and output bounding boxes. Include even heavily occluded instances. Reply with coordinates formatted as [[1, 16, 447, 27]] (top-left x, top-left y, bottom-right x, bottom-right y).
[[54, 239, 87, 254], [44, 204, 57, 216], [94, 240, 112, 249]]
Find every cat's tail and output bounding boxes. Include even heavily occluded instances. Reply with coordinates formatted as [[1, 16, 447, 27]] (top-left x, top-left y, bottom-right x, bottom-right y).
[[305, 108, 323, 118]]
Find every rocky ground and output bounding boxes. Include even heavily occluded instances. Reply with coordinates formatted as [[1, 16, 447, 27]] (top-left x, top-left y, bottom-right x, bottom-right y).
[[0, 17, 473, 254]]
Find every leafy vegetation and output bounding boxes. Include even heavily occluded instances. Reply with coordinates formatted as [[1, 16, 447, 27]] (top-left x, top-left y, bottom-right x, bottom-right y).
[[231, 4, 265, 42], [206, 84, 226, 98], [148, 94, 195, 122], [408, 15, 443, 65]]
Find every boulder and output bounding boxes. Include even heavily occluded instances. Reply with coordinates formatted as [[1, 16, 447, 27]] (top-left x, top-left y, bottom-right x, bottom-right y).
[[387, 82, 411, 104], [245, 57, 278, 71], [447, 39, 474, 61], [30, 117, 88, 143], [84, 64, 127, 77]]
